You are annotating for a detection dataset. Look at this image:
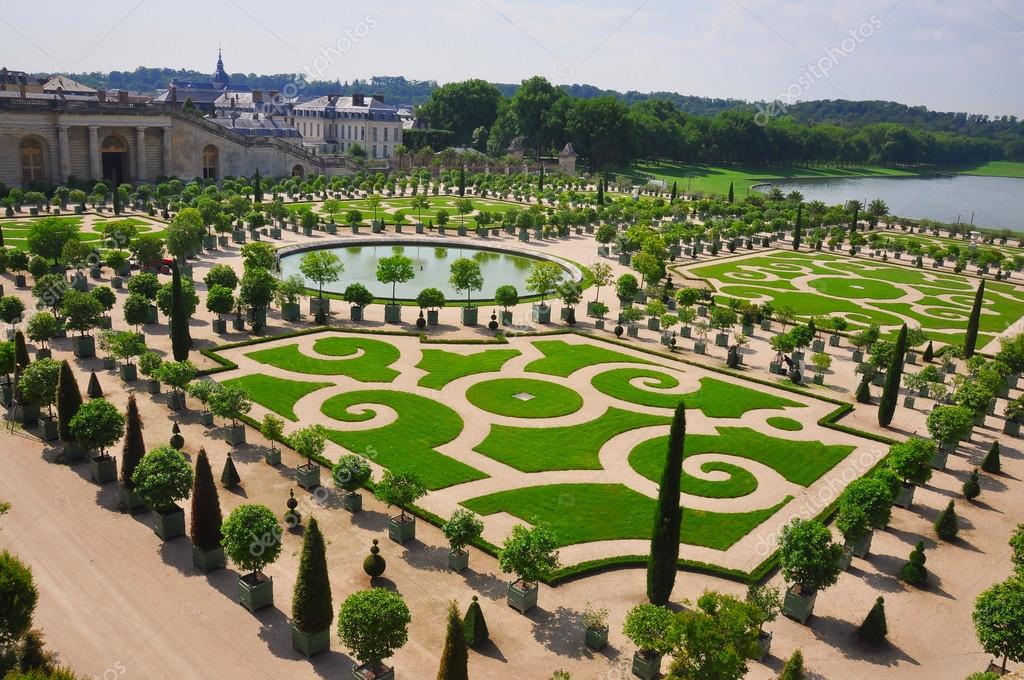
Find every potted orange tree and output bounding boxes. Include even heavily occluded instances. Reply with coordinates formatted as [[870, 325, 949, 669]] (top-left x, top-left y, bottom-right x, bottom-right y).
[[374, 471, 426, 545], [442, 508, 483, 572], [290, 424, 327, 490], [498, 524, 560, 614], [221, 503, 282, 613], [69, 398, 125, 485], [332, 454, 372, 512], [131, 445, 194, 540], [338, 589, 410, 680], [746, 585, 782, 660], [622, 603, 674, 680], [779, 518, 842, 624], [885, 437, 935, 508]]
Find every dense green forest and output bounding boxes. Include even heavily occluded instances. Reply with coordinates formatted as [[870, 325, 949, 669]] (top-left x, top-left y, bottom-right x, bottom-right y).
[[38, 67, 1024, 170]]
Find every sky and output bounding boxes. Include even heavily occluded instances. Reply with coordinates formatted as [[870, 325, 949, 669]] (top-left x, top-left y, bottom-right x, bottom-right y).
[[2, 0, 1023, 116]]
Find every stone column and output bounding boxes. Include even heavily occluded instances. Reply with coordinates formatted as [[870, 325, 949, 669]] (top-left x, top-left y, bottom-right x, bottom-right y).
[[56, 125, 71, 184], [135, 126, 148, 181], [88, 125, 101, 180], [161, 126, 173, 177]]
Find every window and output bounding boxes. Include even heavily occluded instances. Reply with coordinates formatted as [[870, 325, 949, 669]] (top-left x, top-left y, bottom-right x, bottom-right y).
[[383, 145, 389, 158], [372, 127, 378, 141], [20, 138, 44, 184], [384, 127, 388, 141], [372, 145, 377, 159], [202, 145, 219, 180]]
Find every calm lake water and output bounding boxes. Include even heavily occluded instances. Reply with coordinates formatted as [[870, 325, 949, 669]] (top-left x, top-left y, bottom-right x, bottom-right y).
[[279, 243, 554, 301], [757, 175, 1024, 231]]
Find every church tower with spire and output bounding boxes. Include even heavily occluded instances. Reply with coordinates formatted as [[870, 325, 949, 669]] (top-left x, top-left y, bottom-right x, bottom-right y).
[[212, 47, 230, 89]]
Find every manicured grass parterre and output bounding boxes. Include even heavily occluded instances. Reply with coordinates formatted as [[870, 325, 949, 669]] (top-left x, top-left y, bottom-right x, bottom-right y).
[[630, 427, 854, 487], [473, 407, 671, 472], [465, 378, 583, 418], [462, 482, 792, 551], [415, 348, 521, 389], [320, 389, 484, 489], [220, 374, 332, 421], [590, 367, 802, 418], [524, 339, 652, 377], [767, 416, 804, 431], [691, 251, 1024, 347], [246, 337, 400, 382]]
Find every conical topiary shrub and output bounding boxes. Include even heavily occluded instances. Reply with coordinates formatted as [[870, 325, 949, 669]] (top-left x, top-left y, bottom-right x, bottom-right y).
[[463, 595, 489, 648], [292, 517, 333, 654], [56, 360, 82, 444], [778, 649, 805, 680], [857, 597, 887, 645], [14, 330, 29, 367], [437, 601, 468, 680], [87, 370, 102, 398], [856, 376, 872, 404], [120, 395, 144, 490], [221, 452, 240, 488], [922, 340, 934, 363], [899, 540, 928, 586], [935, 500, 959, 540], [962, 468, 981, 500], [363, 539, 386, 578], [169, 422, 184, 450], [190, 448, 223, 569], [981, 441, 1001, 474]]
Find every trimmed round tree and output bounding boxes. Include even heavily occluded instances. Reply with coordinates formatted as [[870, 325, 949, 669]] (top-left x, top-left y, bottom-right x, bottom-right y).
[[498, 524, 560, 591], [292, 516, 333, 648], [68, 398, 125, 457], [927, 405, 974, 448], [622, 603, 674, 659], [132, 445, 193, 515], [973, 577, 1024, 674], [886, 437, 935, 486], [19, 358, 60, 418], [648, 403, 685, 606], [0, 549, 38, 651], [449, 257, 484, 308], [332, 454, 373, 494], [338, 589, 411, 676], [374, 470, 426, 523], [221, 503, 283, 579], [190, 448, 223, 555], [779, 518, 842, 597], [376, 254, 415, 307]]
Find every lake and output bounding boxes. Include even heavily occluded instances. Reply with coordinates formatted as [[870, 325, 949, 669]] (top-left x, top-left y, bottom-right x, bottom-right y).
[[756, 175, 1024, 231]]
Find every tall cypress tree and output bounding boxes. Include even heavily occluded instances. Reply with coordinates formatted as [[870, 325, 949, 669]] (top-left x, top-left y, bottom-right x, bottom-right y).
[[538, 164, 545, 192], [437, 601, 469, 680], [190, 448, 223, 551], [647, 403, 685, 605], [964, 280, 985, 358], [793, 204, 803, 251], [253, 169, 263, 203], [169, 261, 191, 361], [670, 181, 677, 203], [13, 330, 29, 368], [596, 176, 604, 205], [458, 167, 466, 197], [878, 324, 908, 427], [727, 182, 734, 203], [850, 203, 860, 236], [56, 360, 82, 443], [292, 517, 333, 636], [120, 395, 144, 489]]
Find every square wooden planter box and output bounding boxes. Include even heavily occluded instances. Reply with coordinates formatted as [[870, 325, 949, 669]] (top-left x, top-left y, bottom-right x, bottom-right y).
[[38, 417, 59, 442], [119, 364, 137, 382], [342, 491, 363, 512], [847, 531, 873, 558], [384, 304, 402, 324], [281, 303, 301, 321], [753, 631, 772, 661], [532, 305, 551, 324], [90, 455, 117, 484], [226, 425, 246, 446], [1004, 420, 1020, 436], [146, 380, 161, 394], [506, 580, 538, 614], [296, 463, 321, 489], [894, 483, 915, 509], [631, 651, 662, 680], [388, 515, 416, 544], [152, 506, 186, 540], [120, 487, 147, 514], [292, 624, 330, 657], [448, 549, 469, 572], [200, 411, 215, 426], [783, 587, 817, 624], [930, 448, 949, 470], [73, 335, 96, 358], [584, 625, 608, 651], [264, 448, 281, 466], [461, 307, 478, 326], [352, 663, 394, 680], [693, 341, 706, 355], [192, 545, 226, 572], [238, 573, 274, 613]]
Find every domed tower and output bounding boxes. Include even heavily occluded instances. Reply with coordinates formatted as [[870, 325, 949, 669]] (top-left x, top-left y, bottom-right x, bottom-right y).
[[212, 48, 230, 89]]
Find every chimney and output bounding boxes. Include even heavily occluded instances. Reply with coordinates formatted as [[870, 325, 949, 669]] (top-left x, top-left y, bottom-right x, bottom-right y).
[[371, 93, 384, 104], [118, 90, 129, 104], [97, 89, 107, 103], [252, 89, 263, 103], [18, 84, 26, 99], [169, 83, 177, 104], [327, 93, 338, 106], [352, 93, 365, 107]]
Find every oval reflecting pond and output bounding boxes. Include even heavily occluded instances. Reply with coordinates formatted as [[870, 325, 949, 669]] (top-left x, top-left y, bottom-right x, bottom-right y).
[[279, 242, 570, 301]]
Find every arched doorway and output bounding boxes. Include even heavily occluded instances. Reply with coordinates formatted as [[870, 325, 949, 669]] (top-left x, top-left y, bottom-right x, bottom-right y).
[[20, 137, 46, 185], [202, 145, 219, 180], [291, 164, 305, 178], [101, 135, 129, 186]]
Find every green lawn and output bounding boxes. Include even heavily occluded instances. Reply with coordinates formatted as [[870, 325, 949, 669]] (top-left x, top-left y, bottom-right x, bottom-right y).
[[462, 482, 791, 551], [415, 348, 521, 389], [465, 378, 583, 418], [630, 427, 854, 487], [591, 367, 802, 418], [524, 339, 652, 377], [767, 417, 804, 431], [474, 407, 671, 472], [952, 161, 1024, 179], [320, 390, 485, 489], [246, 337, 400, 382], [220, 374, 332, 421], [627, 162, 919, 196]]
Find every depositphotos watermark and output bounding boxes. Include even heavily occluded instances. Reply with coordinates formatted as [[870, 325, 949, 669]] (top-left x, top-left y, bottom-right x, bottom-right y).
[[755, 15, 883, 126]]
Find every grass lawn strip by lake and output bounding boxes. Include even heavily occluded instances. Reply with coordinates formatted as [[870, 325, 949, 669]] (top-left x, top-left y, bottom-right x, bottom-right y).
[[473, 407, 671, 472], [590, 367, 802, 417], [462, 482, 791, 550], [465, 378, 583, 418], [320, 389, 484, 489], [220, 374, 333, 422], [415, 348, 521, 389], [630, 427, 853, 487], [245, 337, 400, 382], [524, 339, 653, 377]]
